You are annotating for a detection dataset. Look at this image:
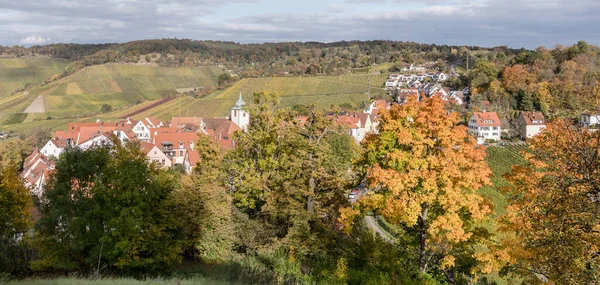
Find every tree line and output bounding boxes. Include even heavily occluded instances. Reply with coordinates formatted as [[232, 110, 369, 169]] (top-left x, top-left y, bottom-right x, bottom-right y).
[[0, 39, 518, 78]]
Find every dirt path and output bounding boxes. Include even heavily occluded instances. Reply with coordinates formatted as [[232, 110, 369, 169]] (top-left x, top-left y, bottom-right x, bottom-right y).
[[365, 216, 394, 243], [24, 95, 45, 113]]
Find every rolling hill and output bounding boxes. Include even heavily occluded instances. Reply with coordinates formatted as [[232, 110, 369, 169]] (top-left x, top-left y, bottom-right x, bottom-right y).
[[111, 74, 390, 121], [0, 64, 223, 127], [0, 57, 71, 97], [1, 70, 391, 133]]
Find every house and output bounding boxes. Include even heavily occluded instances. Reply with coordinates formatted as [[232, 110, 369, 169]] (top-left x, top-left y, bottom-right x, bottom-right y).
[[468, 112, 502, 143], [414, 74, 427, 81], [408, 80, 422, 89], [202, 118, 241, 150], [332, 112, 376, 144], [40, 137, 71, 158], [133, 117, 163, 142], [364, 99, 391, 117], [397, 89, 420, 104], [140, 142, 172, 168], [385, 79, 399, 89], [388, 74, 401, 81], [580, 113, 600, 129], [21, 149, 55, 197], [154, 132, 199, 166], [518, 112, 546, 139], [433, 72, 448, 81], [230, 93, 250, 132], [400, 74, 414, 81]]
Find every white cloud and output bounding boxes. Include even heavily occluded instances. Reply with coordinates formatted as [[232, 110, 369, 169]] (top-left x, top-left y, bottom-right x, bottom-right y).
[[19, 35, 50, 44]]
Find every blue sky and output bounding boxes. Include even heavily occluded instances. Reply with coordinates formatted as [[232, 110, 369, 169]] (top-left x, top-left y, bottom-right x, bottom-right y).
[[0, 0, 598, 49]]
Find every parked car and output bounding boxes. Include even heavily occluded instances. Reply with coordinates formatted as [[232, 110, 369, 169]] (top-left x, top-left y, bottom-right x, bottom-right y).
[[348, 189, 360, 199]]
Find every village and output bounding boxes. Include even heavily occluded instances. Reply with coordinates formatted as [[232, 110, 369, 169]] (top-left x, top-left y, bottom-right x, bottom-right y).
[[20, 82, 579, 198]]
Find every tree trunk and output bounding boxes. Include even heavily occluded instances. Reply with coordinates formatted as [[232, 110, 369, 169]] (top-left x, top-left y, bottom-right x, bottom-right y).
[[445, 268, 455, 285], [307, 177, 316, 212], [418, 204, 429, 273]]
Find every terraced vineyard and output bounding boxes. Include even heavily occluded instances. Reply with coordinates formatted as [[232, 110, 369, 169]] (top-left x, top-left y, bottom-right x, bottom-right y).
[[30, 64, 223, 118], [121, 74, 391, 121], [480, 144, 528, 216], [0, 58, 71, 97], [218, 74, 388, 99]]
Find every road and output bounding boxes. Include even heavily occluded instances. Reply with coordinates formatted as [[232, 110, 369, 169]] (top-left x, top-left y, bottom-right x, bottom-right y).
[[365, 216, 394, 243]]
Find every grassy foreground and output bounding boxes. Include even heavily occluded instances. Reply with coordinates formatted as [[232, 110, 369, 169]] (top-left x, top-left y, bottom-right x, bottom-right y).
[[4, 277, 239, 285]]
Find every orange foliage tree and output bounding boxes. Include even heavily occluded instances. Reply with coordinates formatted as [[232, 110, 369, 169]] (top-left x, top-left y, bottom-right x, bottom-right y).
[[340, 96, 494, 278], [502, 120, 600, 284]]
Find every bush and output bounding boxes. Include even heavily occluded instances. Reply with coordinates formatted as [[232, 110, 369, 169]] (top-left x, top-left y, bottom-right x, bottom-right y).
[[99, 104, 112, 113]]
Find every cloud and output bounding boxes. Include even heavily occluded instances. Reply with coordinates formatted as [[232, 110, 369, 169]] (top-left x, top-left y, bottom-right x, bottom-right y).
[[19, 36, 50, 44], [0, 0, 599, 48]]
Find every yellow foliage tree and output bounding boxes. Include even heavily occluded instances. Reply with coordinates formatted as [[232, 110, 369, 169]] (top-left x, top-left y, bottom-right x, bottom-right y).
[[502, 120, 600, 283], [341, 96, 493, 277]]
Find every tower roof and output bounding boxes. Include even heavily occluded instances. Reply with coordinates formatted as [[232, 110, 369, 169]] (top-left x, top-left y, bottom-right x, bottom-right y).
[[232, 92, 246, 110]]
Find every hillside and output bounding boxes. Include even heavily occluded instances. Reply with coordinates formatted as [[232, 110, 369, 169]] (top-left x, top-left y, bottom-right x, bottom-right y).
[[0, 64, 223, 127], [0, 57, 71, 97], [98, 73, 390, 121]]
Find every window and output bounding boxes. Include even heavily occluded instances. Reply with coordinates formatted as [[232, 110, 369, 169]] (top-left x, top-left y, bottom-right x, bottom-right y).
[[180, 151, 183, 157], [179, 142, 184, 148], [492, 127, 498, 131], [493, 133, 498, 136], [154, 151, 157, 155]]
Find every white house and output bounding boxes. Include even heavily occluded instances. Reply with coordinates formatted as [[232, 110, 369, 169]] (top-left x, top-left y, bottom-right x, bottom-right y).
[[388, 74, 401, 81], [385, 79, 399, 89], [468, 112, 502, 143], [133, 117, 163, 142], [140, 142, 172, 168], [334, 113, 376, 144], [21, 149, 55, 197], [40, 138, 71, 158], [518, 112, 546, 139], [230, 93, 250, 132], [433, 72, 448, 81], [580, 113, 600, 128]]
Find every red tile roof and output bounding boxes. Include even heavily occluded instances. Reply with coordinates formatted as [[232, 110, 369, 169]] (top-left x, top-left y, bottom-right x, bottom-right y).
[[473, 112, 501, 127], [520, 111, 546, 126]]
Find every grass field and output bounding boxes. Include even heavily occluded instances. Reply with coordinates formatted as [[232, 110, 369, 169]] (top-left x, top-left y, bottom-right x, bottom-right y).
[[0, 58, 71, 98]]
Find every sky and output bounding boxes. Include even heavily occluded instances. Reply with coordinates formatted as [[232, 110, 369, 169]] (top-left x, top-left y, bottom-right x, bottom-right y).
[[0, 0, 599, 49]]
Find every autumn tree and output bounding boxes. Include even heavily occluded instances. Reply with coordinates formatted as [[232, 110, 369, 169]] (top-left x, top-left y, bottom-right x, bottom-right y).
[[341, 96, 494, 282], [502, 120, 600, 284]]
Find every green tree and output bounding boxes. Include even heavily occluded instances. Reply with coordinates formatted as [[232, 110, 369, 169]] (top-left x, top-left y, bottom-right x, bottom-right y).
[[175, 134, 235, 262], [99, 104, 112, 113], [34, 138, 183, 273], [225, 92, 353, 258], [0, 163, 33, 277]]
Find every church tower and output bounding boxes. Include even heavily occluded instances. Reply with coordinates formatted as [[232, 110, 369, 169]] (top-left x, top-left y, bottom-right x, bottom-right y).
[[230, 92, 249, 132]]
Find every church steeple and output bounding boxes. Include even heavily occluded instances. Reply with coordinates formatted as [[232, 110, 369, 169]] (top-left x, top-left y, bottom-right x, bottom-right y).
[[233, 92, 246, 110]]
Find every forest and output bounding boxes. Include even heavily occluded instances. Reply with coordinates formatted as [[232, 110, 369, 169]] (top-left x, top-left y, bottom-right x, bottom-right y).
[[0, 39, 517, 78]]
